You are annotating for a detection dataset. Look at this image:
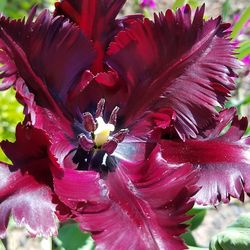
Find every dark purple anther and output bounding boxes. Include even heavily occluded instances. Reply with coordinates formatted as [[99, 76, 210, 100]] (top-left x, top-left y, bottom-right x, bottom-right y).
[[96, 98, 105, 117], [82, 112, 97, 132], [109, 106, 120, 125], [102, 138, 119, 154], [78, 133, 94, 151], [112, 129, 129, 142], [101, 128, 128, 154]]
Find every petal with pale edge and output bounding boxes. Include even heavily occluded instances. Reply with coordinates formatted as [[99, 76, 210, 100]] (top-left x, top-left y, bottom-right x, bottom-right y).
[[161, 108, 250, 205], [0, 124, 59, 237], [0, 164, 57, 238], [54, 147, 198, 249], [107, 5, 240, 140]]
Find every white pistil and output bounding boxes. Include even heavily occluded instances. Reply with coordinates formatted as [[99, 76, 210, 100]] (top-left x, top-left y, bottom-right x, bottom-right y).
[[94, 117, 115, 147]]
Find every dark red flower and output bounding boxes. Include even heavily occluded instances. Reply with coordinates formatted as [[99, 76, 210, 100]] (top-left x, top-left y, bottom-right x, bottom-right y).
[[0, 1, 248, 249], [0, 124, 58, 237], [161, 108, 250, 205]]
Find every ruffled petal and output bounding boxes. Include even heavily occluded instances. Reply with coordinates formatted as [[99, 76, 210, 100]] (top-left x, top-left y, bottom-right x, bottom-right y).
[[0, 10, 95, 160], [54, 146, 198, 249], [0, 163, 57, 238], [161, 109, 250, 204], [0, 9, 95, 107], [54, 0, 140, 72], [107, 5, 240, 140], [0, 124, 60, 237]]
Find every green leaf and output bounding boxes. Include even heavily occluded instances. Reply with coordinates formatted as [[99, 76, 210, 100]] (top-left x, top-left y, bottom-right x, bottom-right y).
[[235, 40, 250, 59], [188, 207, 207, 231], [0, 88, 24, 163], [55, 223, 94, 250], [172, 0, 186, 10], [231, 5, 250, 39], [209, 213, 250, 250], [0, 240, 6, 250], [182, 231, 197, 246], [0, 0, 6, 12], [188, 0, 200, 9], [246, 126, 250, 135], [222, 0, 231, 19], [182, 208, 207, 247]]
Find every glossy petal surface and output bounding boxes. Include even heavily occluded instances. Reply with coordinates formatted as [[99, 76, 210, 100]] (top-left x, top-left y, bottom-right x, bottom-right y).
[[54, 147, 198, 249], [108, 5, 239, 139], [0, 10, 95, 160], [161, 109, 250, 204], [0, 10, 95, 107], [55, 0, 127, 72], [0, 125, 58, 237]]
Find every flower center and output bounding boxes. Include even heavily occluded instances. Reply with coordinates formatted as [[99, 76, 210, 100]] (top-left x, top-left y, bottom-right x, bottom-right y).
[[94, 117, 115, 147], [78, 98, 128, 155]]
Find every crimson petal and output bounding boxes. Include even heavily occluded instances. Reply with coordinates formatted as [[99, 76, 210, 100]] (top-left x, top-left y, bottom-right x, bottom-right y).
[[55, 0, 128, 72], [0, 163, 57, 238], [0, 10, 95, 160], [0, 124, 59, 237], [161, 109, 250, 204], [0, 9, 95, 106], [54, 146, 198, 249], [107, 5, 240, 140]]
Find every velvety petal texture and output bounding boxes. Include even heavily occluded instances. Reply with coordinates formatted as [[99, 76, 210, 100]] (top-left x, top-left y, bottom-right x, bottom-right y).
[[0, 9, 96, 161], [107, 5, 240, 140], [0, 9, 95, 107], [55, 0, 127, 72], [54, 147, 198, 250], [161, 108, 250, 204], [0, 163, 57, 238], [0, 124, 58, 237]]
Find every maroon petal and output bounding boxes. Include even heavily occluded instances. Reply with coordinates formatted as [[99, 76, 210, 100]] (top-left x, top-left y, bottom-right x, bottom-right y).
[[161, 109, 250, 204], [54, 146, 198, 249], [0, 10, 95, 159], [0, 125, 61, 237], [107, 5, 240, 140], [0, 10, 95, 106], [55, 0, 128, 72], [0, 163, 57, 238]]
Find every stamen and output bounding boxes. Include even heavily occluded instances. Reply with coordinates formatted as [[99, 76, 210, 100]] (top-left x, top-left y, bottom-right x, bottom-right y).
[[79, 99, 128, 162], [78, 134, 94, 151], [109, 106, 120, 126], [102, 138, 119, 154], [96, 98, 105, 117], [82, 112, 96, 132], [112, 129, 129, 142]]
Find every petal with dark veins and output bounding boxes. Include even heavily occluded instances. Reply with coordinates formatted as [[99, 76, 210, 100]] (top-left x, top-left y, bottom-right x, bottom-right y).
[[0, 10, 95, 160], [161, 109, 250, 204], [0, 124, 60, 237], [54, 146, 198, 249], [54, 0, 141, 72], [107, 5, 240, 140], [0, 164, 57, 238]]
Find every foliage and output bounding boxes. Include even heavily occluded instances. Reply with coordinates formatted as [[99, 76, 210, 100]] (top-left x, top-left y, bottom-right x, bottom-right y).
[[53, 223, 94, 250], [210, 213, 250, 250], [1, 0, 54, 18]]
